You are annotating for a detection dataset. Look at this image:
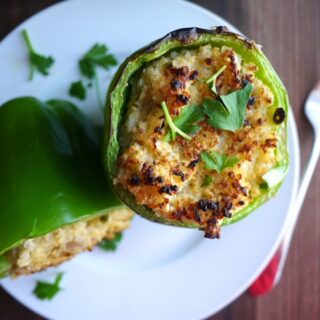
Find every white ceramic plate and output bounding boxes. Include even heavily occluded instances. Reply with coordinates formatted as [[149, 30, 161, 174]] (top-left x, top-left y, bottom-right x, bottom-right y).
[[0, 0, 300, 319]]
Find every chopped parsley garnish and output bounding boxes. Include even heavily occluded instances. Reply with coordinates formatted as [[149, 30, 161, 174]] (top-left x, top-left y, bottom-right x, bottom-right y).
[[99, 233, 123, 252], [201, 151, 240, 174], [202, 174, 213, 187], [161, 76, 253, 141], [162, 102, 204, 141], [203, 83, 253, 132], [205, 65, 226, 94], [22, 29, 55, 81], [33, 272, 64, 301], [79, 44, 117, 109], [69, 80, 86, 100], [161, 101, 193, 141]]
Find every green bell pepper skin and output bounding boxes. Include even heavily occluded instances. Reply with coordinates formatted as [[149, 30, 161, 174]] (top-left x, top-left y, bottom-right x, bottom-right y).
[[103, 27, 289, 228], [0, 97, 123, 259], [0, 256, 11, 278]]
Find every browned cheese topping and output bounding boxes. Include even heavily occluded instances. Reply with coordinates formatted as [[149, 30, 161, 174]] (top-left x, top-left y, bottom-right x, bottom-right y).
[[115, 45, 279, 238]]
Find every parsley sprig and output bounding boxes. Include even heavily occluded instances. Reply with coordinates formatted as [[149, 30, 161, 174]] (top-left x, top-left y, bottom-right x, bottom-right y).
[[161, 101, 193, 141], [33, 272, 64, 301], [205, 65, 226, 94], [78, 44, 117, 109], [99, 233, 123, 252], [203, 83, 253, 132], [161, 66, 253, 140], [22, 29, 55, 81], [163, 103, 205, 141], [201, 151, 240, 173]]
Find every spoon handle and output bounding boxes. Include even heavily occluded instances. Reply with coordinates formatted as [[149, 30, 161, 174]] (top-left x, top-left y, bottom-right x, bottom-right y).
[[249, 132, 320, 295], [275, 134, 320, 280]]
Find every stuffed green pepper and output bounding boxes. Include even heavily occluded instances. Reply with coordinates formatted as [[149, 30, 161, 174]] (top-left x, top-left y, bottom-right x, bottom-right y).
[[0, 97, 133, 277], [104, 27, 289, 239]]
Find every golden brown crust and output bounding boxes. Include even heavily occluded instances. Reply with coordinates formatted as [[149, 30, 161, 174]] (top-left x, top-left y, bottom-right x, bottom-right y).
[[116, 44, 278, 238]]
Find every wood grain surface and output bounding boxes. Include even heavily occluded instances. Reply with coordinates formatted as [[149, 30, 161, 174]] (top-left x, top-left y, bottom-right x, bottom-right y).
[[0, 0, 319, 319]]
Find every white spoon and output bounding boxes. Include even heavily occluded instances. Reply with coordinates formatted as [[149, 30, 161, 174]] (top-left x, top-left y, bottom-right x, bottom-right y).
[[249, 82, 320, 295]]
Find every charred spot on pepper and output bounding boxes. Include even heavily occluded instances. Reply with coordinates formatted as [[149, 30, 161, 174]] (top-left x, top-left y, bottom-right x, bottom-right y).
[[273, 107, 286, 124], [223, 208, 232, 218], [228, 171, 235, 179], [198, 199, 208, 211], [159, 184, 179, 195], [205, 58, 212, 65], [170, 80, 185, 90], [188, 158, 200, 168], [171, 185, 178, 192], [256, 118, 264, 126], [222, 202, 233, 218], [215, 26, 228, 34], [241, 78, 250, 88], [175, 66, 189, 77], [188, 70, 199, 80], [141, 163, 157, 185], [172, 167, 186, 181], [204, 219, 221, 239], [198, 199, 219, 211], [240, 186, 248, 196], [262, 138, 277, 152], [154, 126, 162, 134], [156, 176, 164, 183], [129, 174, 141, 186], [208, 201, 219, 210], [160, 185, 171, 194], [176, 94, 189, 105], [159, 120, 165, 129], [172, 208, 187, 220], [247, 96, 256, 109], [194, 209, 201, 223]]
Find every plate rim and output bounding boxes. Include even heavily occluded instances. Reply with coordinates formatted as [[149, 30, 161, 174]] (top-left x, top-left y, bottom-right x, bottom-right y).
[[0, 0, 300, 319]]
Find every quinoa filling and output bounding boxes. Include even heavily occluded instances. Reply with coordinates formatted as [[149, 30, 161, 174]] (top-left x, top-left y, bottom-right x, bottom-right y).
[[6, 208, 133, 276], [115, 44, 284, 238]]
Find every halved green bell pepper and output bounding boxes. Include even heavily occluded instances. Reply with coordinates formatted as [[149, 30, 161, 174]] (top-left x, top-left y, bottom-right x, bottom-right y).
[[103, 27, 289, 229], [0, 97, 125, 276]]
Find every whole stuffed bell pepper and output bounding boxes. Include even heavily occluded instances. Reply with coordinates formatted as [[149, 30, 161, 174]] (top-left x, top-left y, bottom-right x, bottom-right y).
[[103, 27, 289, 239], [0, 97, 133, 277]]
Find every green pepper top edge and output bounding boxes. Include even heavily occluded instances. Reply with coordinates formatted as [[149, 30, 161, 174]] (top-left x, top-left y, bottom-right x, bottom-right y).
[[103, 26, 289, 230]]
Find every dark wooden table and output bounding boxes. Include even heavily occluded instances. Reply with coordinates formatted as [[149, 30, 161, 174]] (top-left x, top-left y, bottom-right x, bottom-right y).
[[1, 0, 319, 319]]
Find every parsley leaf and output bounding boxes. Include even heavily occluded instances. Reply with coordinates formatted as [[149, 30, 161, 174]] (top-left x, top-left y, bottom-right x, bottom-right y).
[[163, 103, 205, 141], [79, 44, 117, 109], [99, 233, 123, 252], [22, 29, 55, 81], [205, 65, 226, 94], [203, 99, 232, 130], [69, 80, 86, 100], [202, 175, 213, 187], [161, 101, 193, 141], [33, 273, 64, 301], [79, 44, 117, 77], [201, 151, 240, 173], [203, 83, 253, 132]]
